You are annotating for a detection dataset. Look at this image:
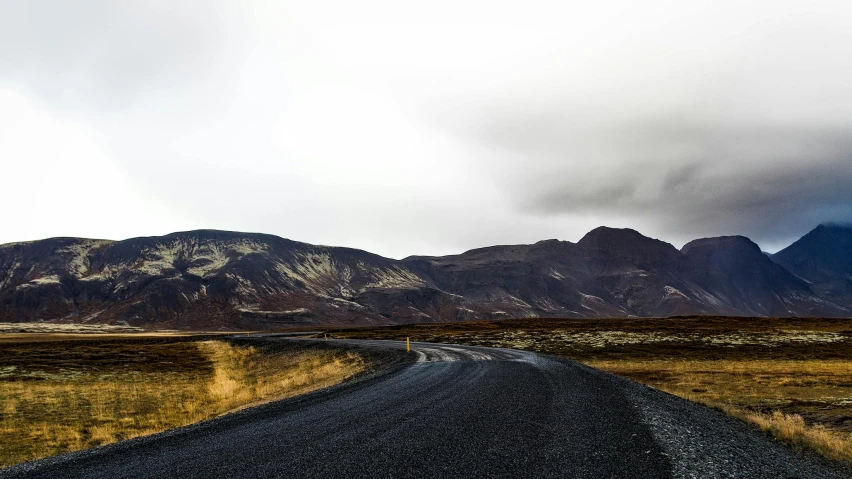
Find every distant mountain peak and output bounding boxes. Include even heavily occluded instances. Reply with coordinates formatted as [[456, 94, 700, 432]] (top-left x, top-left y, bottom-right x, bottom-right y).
[[817, 222, 852, 230], [578, 226, 656, 247], [1, 224, 851, 327], [580, 226, 642, 239], [785, 223, 852, 246], [681, 236, 760, 255], [772, 223, 852, 286], [577, 226, 680, 262]]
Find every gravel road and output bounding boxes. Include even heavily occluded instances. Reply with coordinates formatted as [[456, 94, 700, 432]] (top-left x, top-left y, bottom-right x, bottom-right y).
[[1, 338, 848, 478]]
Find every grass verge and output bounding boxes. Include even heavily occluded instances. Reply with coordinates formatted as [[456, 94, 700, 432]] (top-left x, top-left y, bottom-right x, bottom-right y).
[[585, 358, 852, 463], [0, 338, 365, 467]]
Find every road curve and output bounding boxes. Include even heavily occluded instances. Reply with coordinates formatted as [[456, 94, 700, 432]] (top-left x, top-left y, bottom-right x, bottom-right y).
[[1, 338, 847, 479]]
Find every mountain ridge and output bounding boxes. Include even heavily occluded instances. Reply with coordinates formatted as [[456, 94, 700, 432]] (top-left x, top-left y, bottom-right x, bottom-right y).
[[771, 223, 852, 309], [1, 225, 850, 329]]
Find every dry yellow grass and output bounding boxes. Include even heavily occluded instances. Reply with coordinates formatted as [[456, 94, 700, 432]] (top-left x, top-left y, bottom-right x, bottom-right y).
[[586, 358, 852, 463], [0, 340, 365, 468], [740, 410, 852, 462]]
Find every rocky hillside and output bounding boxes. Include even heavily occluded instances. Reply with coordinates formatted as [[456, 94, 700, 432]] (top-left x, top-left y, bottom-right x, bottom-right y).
[[404, 227, 849, 319], [1, 226, 850, 329], [772, 223, 852, 309], [0, 231, 467, 329]]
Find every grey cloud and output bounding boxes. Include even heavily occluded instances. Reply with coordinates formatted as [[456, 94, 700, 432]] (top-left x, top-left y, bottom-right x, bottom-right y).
[[0, 1, 241, 111], [421, 3, 852, 250], [479, 112, 852, 247], [4, 0, 852, 258]]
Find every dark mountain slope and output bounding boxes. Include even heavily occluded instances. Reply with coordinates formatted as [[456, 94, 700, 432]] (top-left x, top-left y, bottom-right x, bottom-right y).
[[574, 227, 721, 317], [1, 226, 850, 329], [682, 236, 843, 316], [772, 224, 852, 307], [403, 227, 844, 319], [0, 231, 467, 328], [404, 239, 626, 318]]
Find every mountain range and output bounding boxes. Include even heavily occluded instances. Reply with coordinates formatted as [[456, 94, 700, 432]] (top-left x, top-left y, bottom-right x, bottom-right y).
[[1, 224, 850, 329]]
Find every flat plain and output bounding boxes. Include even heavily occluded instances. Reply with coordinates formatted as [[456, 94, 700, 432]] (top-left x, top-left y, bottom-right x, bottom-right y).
[[330, 316, 852, 463], [0, 335, 366, 467]]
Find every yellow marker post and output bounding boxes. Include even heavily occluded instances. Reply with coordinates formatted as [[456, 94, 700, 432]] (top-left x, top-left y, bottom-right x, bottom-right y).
[[406, 337, 410, 352], [324, 334, 328, 341], [247, 331, 251, 337]]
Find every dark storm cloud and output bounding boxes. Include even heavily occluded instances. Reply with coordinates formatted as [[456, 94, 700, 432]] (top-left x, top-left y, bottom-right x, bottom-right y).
[[473, 107, 852, 246], [436, 0, 852, 249]]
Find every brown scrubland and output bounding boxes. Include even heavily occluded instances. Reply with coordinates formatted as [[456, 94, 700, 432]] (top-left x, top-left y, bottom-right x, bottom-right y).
[[0, 337, 365, 467], [330, 316, 852, 463]]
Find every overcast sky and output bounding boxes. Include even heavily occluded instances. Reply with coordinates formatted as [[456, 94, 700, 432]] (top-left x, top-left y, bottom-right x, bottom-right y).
[[2, 1, 852, 258]]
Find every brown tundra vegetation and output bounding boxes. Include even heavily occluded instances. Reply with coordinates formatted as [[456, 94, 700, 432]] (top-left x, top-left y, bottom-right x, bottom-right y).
[[0, 337, 365, 467]]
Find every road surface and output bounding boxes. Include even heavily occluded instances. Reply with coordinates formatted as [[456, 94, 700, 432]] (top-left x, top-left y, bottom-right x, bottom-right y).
[[1, 338, 848, 478]]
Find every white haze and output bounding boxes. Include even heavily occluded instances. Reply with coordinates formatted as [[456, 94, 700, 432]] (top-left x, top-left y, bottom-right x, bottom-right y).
[[2, 1, 851, 257]]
